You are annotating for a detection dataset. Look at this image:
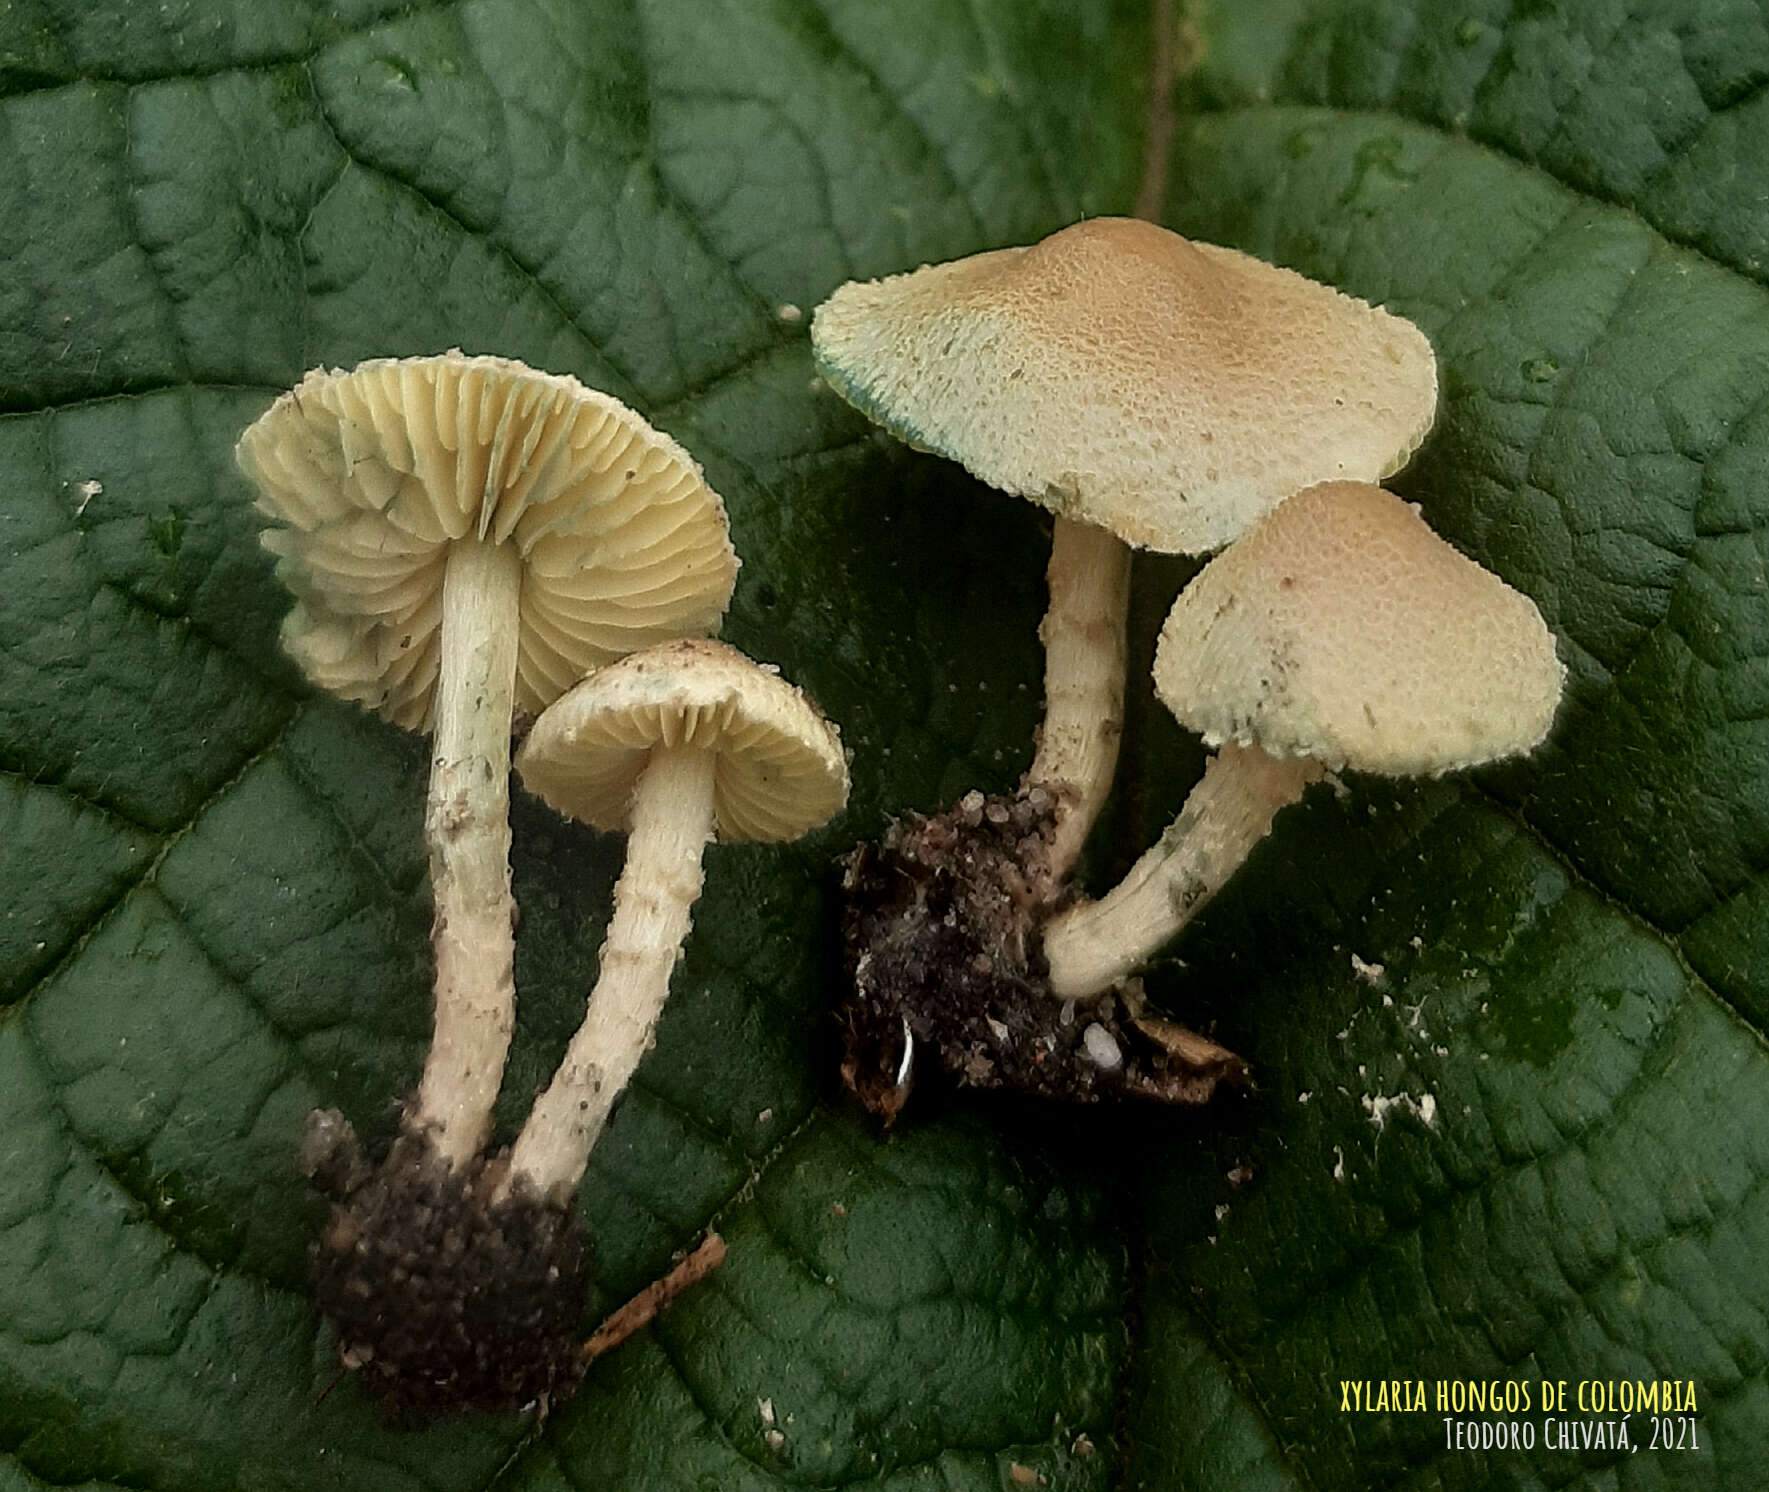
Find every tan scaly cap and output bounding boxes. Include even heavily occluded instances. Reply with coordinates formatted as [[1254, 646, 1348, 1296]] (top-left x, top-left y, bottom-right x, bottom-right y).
[[517, 638, 849, 842], [236, 352, 738, 728], [1154, 481, 1565, 776], [812, 218, 1438, 553]]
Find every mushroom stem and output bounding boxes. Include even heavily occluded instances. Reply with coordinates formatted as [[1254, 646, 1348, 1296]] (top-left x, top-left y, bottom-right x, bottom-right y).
[[502, 741, 718, 1202], [1041, 742, 1324, 1000], [1026, 516, 1133, 880], [410, 535, 523, 1168]]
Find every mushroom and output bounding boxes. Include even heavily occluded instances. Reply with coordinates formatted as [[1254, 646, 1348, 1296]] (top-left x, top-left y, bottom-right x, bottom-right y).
[[236, 351, 736, 1410], [1040, 481, 1566, 999], [501, 637, 848, 1202], [813, 216, 1438, 874]]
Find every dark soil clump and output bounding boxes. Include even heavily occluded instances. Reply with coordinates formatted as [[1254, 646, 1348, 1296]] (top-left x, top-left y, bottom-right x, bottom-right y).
[[839, 785, 1247, 1120], [300, 1111, 590, 1415]]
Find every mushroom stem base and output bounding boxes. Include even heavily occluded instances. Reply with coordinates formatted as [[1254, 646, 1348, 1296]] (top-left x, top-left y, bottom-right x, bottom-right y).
[[504, 742, 718, 1201], [1042, 742, 1324, 999], [838, 796, 1248, 1118], [300, 1109, 590, 1414]]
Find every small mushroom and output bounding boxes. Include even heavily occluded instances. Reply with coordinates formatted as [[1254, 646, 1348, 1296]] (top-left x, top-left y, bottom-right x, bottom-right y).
[[236, 352, 736, 1410], [1041, 481, 1565, 998], [501, 638, 848, 1202], [814, 217, 1437, 871]]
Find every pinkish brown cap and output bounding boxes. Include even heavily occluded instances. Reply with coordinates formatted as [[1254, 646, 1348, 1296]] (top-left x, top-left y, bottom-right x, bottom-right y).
[[1154, 482, 1564, 776], [812, 218, 1437, 553], [236, 352, 738, 729]]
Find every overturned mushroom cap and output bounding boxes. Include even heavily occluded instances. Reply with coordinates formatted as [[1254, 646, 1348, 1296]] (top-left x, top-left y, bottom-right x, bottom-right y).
[[1154, 481, 1565, 776], [517, 638, 849, 841], [813, 217, 1437, 553], [236, 352, 738, 728]]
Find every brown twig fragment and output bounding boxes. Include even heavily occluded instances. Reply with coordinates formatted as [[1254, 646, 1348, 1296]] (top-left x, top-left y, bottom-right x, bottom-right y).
[[582, 1233, 729, 1363]]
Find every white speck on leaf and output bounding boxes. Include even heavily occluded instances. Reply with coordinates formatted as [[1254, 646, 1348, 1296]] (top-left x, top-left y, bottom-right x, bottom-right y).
[[1361, 1090, 1437, 1131]]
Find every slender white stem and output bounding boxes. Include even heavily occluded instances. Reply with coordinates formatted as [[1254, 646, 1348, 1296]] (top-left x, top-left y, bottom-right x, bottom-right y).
[[1041, 742, 1324, 1000], [409, 537, 523, 1168], [1026, 516, 1133, 880], [503, 742, 718, 1202]]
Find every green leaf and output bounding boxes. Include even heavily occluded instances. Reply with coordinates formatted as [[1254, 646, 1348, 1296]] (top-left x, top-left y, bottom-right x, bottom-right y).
[[1, 1, 1765, 1488]]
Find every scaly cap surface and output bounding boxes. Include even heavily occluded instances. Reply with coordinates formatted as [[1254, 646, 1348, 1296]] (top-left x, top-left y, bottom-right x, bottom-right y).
[[812, 218, 1438, 553], [1154, 481, 1565, 775]]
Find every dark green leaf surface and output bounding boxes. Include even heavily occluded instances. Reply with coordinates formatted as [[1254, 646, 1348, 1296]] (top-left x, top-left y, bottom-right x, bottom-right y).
[[1, 1, 1765, 1488]]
